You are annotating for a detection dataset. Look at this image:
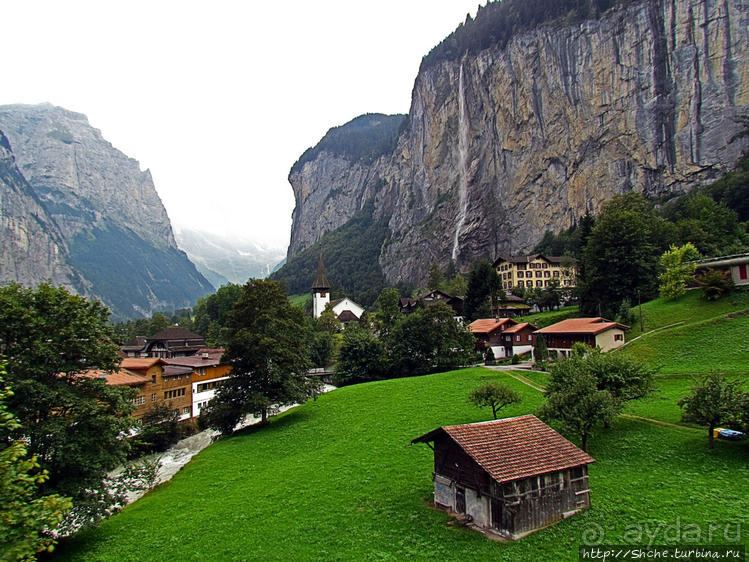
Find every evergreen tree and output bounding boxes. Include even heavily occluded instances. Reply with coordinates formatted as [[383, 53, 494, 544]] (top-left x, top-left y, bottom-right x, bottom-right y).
[[464, 260, 502, 320]]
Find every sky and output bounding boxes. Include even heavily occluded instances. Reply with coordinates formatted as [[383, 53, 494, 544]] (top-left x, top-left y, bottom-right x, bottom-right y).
[[3, 1, 480, 251]]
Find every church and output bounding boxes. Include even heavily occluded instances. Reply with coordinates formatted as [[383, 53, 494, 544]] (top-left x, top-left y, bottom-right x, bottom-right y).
[[312, 254, 365, 324]]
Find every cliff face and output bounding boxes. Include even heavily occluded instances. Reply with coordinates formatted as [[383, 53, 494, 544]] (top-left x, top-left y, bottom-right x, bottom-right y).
[[0, 104, 175, 248], [0, 130, 83, 291], [287, 0, 749, 286], [0, 104, 213, 319]]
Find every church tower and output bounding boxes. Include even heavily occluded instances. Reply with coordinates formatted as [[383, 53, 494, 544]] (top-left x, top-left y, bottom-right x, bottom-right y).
[[312, 253, 331, 319]]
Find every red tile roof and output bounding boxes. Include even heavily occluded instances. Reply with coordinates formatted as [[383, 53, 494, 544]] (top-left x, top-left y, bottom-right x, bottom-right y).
[[502, 322, 536, 334], [79, 369, 150, 386], [412, 415, 594, 483], [534, 317, 628, 335], [164, 354, 223, 368], [468, 318, 515, 334], [120, 357, 166, 370]]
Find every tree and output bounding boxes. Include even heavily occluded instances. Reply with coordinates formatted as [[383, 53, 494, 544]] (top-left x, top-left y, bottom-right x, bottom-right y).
[[695, 268, 735, 301], [578, 193, 674, 317], [658, 243, 700, 300], [390, 302, 474, 377], [316, 305, 340, 335], [427, 262, 444, 291], [0, 283, 135, 518], [200, 279, 320, 434], [464, 260, 502, 320], [678, 374, 747, 449], [192, 283, 243, 346], [538, 370, 616, 451], [128, 402, 181, 458], [468, 381, 521, 419], [147, 312, 170, 336], [533, 333, 549, 363], [373, 287, 401, 339], [1, 369, 71, 559], [335, 323, 387, 385]]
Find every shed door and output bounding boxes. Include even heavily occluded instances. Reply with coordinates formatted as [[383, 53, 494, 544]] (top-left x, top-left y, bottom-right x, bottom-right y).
[[739, 264, 747, 281], [491, 498, 502, 530], [456, 487, 466, 514]]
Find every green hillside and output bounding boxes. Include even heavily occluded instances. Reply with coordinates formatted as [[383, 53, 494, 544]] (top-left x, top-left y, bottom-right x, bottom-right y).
[[59, 366, 748, 561]]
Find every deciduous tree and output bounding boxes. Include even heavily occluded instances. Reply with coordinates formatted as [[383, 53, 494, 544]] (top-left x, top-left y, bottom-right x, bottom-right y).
[[658, 243, 700, 300], [0, 369, 71, 559], [678, 374, 747, 449], [468, 381, 521, 419], [200, 279, 320, 434]]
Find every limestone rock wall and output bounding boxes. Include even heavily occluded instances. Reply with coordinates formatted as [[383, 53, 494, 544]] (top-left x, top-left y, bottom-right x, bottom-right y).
[[287, 0, 749, 287]]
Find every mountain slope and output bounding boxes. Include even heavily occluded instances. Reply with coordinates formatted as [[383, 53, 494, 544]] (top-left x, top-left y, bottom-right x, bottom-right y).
[[0, 104, 213, 319], [287, 0, 749, 287]]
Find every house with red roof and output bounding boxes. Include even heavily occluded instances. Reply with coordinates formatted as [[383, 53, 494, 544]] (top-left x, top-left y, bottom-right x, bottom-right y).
[[533, 317, 629, 358], [500, 322, 537, 357], [468, 318, 518, 358], [412, 415, 594, 539]]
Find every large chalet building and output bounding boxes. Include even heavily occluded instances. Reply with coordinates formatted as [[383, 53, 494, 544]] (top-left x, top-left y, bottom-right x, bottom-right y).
[[493, 254, 576, 292], [122, 327, 207, 358]]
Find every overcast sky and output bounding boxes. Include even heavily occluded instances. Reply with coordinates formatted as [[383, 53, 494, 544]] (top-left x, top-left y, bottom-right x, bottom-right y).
[[3, 1, 480, 251]]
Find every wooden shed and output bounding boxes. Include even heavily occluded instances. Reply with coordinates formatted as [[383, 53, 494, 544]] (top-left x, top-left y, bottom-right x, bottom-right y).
[[412, 415, 594, 540]]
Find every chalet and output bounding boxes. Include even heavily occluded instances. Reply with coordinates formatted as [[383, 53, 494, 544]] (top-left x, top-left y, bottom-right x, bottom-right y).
[[122, 327, 206, 359], [533, 317, 628, 358], [494, 294, 531, 318], [119, 357, 191, 421], [493, 254, 576, 293], [411, 415, 594, 540], [400, 290, 464, 319], [501, 322, 537, 358], [468, 318, 518, 358], [695, 252, 749, 287]]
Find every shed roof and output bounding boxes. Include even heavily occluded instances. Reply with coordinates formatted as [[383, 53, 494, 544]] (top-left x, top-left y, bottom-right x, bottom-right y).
[[412, 415, 594, 484], [534, 317, 628, 335]]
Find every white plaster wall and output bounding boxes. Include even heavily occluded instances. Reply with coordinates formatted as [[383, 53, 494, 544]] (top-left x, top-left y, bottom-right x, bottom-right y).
[[313, 291, 330, 318], [332, 298, 364, 318], [465, 488, 490, 528]]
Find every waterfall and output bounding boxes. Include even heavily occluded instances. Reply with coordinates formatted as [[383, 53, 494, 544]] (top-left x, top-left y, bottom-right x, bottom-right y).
[[452, 63, 470, 263]]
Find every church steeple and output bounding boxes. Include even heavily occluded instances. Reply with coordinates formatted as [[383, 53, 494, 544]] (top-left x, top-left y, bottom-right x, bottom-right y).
[[312, 253, 331, 318], [312, 253, 331, 292]]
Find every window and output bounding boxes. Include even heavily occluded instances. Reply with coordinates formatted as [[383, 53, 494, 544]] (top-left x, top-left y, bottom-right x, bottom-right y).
[[516, 335, 520, 342], [544, 271, 550, 278], [542, 263, 548, 269], [517, 271, 524, 278], [320, 291, 326, 297], [182, 407, 190, 415], [151, 393, 156, 402], [536, 281, 543, 287], [553, 270, 560, 277], [614, 333, 623, 341], [131, 395, 146, 406], [526, 280, 533, 288], [535, 271, 542, 278]]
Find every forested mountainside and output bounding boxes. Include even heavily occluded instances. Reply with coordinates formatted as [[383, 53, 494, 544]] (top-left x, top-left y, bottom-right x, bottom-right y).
[[283, 0, 749, 289], [0, 104, 213, 319]]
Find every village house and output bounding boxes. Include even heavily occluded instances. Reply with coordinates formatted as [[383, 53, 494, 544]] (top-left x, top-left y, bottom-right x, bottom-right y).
[[695, 252, 749, 286], [122, 326, 206, 359], [493, 254, 576, 293], [400, 289, 464, 319], [468, 318, 519, 359], [411, 415, 594, 540], [500, 322, 537, 357], [164, 348, 231, 418], [533, 317, 628, 358]]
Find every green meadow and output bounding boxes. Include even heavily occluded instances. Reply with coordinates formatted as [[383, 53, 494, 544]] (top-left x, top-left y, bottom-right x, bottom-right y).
[[58, 366, 749, 561]]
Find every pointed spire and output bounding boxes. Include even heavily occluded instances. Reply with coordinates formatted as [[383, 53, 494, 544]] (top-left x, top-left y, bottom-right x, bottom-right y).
[[312, 253, 331, 291]]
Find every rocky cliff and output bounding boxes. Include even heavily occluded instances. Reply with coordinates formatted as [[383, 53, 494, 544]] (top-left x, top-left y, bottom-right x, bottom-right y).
[[286, 0, 749, 287], [0, 104, 213, 318]]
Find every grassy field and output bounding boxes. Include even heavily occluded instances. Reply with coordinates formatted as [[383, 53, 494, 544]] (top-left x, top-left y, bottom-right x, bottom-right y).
[[58, 367, 749, 561]]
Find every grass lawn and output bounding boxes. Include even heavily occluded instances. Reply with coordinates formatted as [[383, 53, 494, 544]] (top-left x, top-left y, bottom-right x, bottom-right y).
[[289, 293, 312, 309], [57, 368, 749, 561], [625, 288, 749, 339], [522, 305, 579, 328], [622, 313, 749, 374]]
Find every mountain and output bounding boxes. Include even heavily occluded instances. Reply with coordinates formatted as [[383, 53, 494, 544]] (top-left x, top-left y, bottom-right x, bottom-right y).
[[174, 227, 286, 288], [0, 104, 213, 319], [281, 0, 749, 290]]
